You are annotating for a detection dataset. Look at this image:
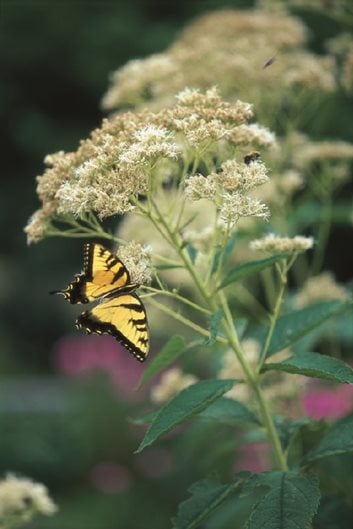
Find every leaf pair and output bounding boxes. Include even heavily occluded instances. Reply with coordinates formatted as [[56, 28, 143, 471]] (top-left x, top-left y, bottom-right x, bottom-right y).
[[174, 471, 321, 529]]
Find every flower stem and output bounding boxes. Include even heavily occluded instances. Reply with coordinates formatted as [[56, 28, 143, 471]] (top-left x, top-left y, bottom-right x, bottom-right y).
[[258, 261, 287, 370], [147, 297, 227, 344], [219, 292, 287, 471], [145, 192, 288, 471]]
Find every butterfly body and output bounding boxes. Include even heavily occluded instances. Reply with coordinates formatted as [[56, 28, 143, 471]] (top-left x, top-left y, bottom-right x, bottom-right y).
[[51, 243, 149, 362]]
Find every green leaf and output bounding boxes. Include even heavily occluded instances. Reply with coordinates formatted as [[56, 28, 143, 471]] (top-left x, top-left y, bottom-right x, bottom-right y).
[[263, 352, 353, 384], [155, 264, 184, 270], [219, 254, 288, 290], [173, 475, 241, 529], [245, 471, 321, 529], [186, 242, 197, 264], [130, 409, 158, 425], [138, 336, 186, 387], [285, 421, 328, 468], [290, 200, 353, 227], [211, 231, 237, 275], [303, 414, 353, 464], [265, 300, 353, 357], [135, 379, 234, 453], [235, 318, 248, 339], [199, 397, 259, 424], [132, 396, 258, 428], [207, 310, 224, 345]]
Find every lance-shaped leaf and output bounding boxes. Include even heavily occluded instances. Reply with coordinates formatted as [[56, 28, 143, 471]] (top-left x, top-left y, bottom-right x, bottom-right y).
[[138, 336, 187, 387], [135, 379, 234, 453], [245, 471, 320, 529], [199, 397, 259, 425], [263, 352, 353, 384], [133, 396, 258, 427], [261, 300, 353, 358], [173, 475, 241, 529], [211, 231, 238, 275], [219, 254, 288, 289], [303, 414, 353, 464]]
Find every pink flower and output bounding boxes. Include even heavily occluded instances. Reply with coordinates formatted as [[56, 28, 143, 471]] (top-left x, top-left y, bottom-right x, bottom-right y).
[[302, 383, 353, 420], [52, 335, 145, 399]]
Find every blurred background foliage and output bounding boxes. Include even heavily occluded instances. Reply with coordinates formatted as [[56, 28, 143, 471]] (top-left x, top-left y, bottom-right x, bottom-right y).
[[1, 0, 353, 527]]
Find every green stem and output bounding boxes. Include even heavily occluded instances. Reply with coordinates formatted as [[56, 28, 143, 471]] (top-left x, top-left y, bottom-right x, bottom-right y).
[[252, 385, 288, 470], [147, 297, 226, 345], [219, 291, 287, 471], [143, 285, 211, 315], [144, 190, 288, 471], [47, 228, 114, 241], [258, 261, 287, 370]]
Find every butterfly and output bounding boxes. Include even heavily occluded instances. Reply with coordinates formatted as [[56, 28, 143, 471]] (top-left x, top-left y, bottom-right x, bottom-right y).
[[51, 243, 149, 362]]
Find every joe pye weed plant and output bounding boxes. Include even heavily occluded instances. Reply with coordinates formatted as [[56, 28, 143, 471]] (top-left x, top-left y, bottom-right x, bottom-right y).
[[25, 6, 353, 529]]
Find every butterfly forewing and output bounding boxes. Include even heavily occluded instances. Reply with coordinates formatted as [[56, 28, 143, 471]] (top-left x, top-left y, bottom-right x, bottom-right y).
[[55, 243, 132, 304], [81, 243, 132, 301], [76, 293, 149, 362]]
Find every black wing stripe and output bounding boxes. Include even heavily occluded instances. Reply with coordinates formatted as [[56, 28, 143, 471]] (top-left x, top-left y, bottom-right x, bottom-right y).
[[120, 302, 145, 311], [111, 265, 126, 284], [130, 317, 147, 326]]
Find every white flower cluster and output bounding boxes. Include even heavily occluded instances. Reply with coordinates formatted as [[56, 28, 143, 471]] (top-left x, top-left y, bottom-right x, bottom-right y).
[[0, 473, 57, 527], [184, 157, 271, 228]]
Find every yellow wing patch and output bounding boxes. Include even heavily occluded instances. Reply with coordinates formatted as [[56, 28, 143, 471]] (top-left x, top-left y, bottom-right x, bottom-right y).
[[51, 243, 149, 362], [76, 293, 149, 362]]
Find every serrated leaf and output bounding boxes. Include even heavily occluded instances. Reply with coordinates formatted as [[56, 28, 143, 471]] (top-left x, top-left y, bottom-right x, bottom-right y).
[[173, 475, 241, 529], [219, 254, 288, 290], [138, 336, 186, 387], [245, 471, 320, 529], [303, 414, 353, 464], [264, 300, 353, 357], [207, 310, 224, 345], [136, 379, 234, 453], [263, 352, 353, 384], [199, 397, 259, 424]]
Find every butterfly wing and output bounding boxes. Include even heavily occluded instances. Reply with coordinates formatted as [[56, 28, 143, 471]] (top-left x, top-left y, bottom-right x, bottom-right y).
[[76, 293, 149, 362], [52, 243, 132, 304]]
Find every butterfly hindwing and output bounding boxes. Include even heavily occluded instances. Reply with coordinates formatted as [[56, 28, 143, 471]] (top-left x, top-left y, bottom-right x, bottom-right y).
[[76, 293, 149, 362]]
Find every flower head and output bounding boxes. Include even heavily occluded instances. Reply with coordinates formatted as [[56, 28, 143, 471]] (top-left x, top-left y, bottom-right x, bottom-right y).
[[250, 233, 314, 253], [119, 125, 180, 165], [26, 87, 273, 243], [117, 241, 152, 286]]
